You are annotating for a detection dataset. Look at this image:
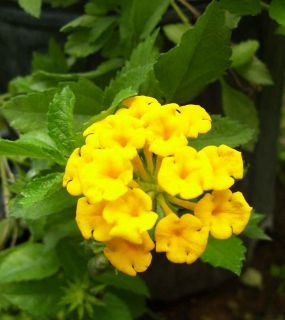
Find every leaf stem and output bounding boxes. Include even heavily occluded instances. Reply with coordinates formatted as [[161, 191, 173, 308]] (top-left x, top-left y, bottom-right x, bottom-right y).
[[170, 0, 190, 26]]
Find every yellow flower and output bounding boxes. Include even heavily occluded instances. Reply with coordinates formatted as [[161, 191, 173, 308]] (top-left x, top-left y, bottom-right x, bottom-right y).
[[82, 119, 107, 148], [178, 104, 212, 138], [199, 145, 243, 190], [158, 146, 213, 199], [155, 213, 209, 264], [103, 188, 158, 244], [104, 232, 154, 276], [84, 114, 146, 159], [79, 149, 133, 203], [194, 189, 252, 239], [118, 95, 161, 119], [63, 145, 94, 196], [142, 103, 188, 156], [76, 197, 113, 241]]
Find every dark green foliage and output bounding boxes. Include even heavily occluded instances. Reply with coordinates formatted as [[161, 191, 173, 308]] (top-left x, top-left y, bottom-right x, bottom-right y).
[[0, 0, 281, 318]]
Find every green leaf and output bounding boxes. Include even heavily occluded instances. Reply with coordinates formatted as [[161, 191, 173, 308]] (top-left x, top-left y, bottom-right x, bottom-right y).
[[65, 17, 116, 58], [93, 293, 132, 320], [0, 137, 63, 164], [1, 278, 63, 316], [68, 78, 104, 117], [269, 0, 285, 26], [276, 24, 285, 36], [19, 173, 64, 207], [18, 0, 42, 18], [10, 175, 76, 220], [154, 1, 231, 103], [103, 31, 158, 106], [189, 115, 254, 150], [119, 0, 170, 54], [56, 238, 88, 279], [201, 236, 246, 275], [32, 39, 68, 73], [111, 289, 147, 319], [47, 86, 75, 155], [231, 40, 259, 68], [163, 23, 191, 44], [0, 243, 60, 283], [96, 271, 150, 297], [1, 89, 56, 133], [236, 57, 273, 85], [46, 0, 79, 7], [221, 81, 259, 146], [84, 87, 137, 129], [61, 15, 98, 33], [220, 0, 262, 16], [224, 10, 241, 29], [44, 217, 78, 250], [244, 212, 271, 240]]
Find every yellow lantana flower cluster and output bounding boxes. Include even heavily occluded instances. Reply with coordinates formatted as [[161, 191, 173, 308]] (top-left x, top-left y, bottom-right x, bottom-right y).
[[63, 96, 252, 276]]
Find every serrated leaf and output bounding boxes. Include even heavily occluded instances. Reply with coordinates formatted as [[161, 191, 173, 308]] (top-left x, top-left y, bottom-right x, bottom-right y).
[[96, 271, 150, 297], [47, 86, 75, 155], [221, 81, 259, 146], [93, 293, 132, 320], [68, 78, 104, 117], [1, 278, 62, 317], [120, 0, 170, 54], [269, 0, 285, 26], [32, 39, 68, 73], [201, 236, 246, 275], [244, 212, 271, 240], [19, 173, 63, 207], [0, 243, 60, 283], [189, 115, 254, 150], [231, 40, 259, 68], [220, 0, 261, 16], [10, 176, 76, 220], [65, 17, 115, 58], [18, 0, 42, 18], [236, 57, 273, 85], [155, 1, 231, 103], [0, 138, 64, 164], [1, 89, 57, 133], [61, 15, 98, 32], [84, 87, 137, 128], [163, 23, 190, 44], [103, 31, 158, 106]]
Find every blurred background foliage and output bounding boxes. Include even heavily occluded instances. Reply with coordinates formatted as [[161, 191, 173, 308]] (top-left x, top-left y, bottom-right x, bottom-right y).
[[0, 0, 285, 319]]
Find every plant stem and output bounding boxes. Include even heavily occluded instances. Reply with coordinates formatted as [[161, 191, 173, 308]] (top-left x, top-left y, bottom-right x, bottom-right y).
[[157, 194, 176, 216], [154, 156, 162, 177], [170, 0, 190, 25], [143, 145, 154, 174], [177, 0, 200, 18], [132, 155, 151, 181], [0, 157, 10, 217], [167, 195, 196, 210], [260, 1, 270, 10]]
